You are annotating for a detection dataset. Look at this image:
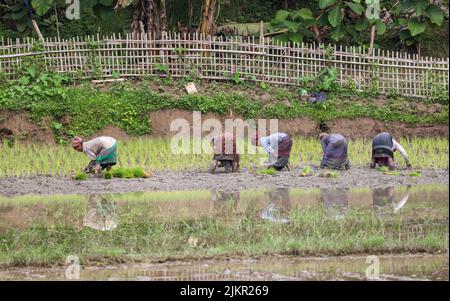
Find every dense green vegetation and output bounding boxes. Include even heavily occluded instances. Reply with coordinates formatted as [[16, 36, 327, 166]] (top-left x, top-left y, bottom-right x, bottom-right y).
[[1, 1, 448, 57], [0, 71, 448, 140]]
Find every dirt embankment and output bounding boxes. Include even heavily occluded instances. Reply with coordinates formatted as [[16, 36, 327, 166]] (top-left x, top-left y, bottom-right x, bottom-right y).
[[1, 109, 448, 143], [0, 167, 447, 197]]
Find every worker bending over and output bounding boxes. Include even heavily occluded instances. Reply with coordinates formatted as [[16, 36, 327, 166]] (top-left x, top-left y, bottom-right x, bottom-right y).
[[370, 132, 411, 170], [71, 136, 117, 177], [210, 132, 240, 173], [251, 132, 292, 171], [319, 133, 350, 170]]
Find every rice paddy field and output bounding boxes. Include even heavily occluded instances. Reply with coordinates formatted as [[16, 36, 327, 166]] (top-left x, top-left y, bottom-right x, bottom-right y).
[[0, 137, 447, 178]]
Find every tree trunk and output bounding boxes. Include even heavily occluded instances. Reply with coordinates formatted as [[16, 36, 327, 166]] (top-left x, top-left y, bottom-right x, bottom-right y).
[[159, 0, 168, 34], [369, 25, 376, 55], [200, 0, 217, 36]]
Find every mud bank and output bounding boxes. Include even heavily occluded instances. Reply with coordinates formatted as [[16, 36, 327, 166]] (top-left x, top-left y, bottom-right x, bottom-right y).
[[0, 167, 447, 197], [1, 109, 448, 144]]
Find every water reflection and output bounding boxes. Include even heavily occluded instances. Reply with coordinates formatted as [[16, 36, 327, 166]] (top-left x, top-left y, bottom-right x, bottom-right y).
[[372, 186, 411, 219], [261, 188, 291, 224], [83, 194, 118, 231], [321, 189, 348, 219], [211, 190, 240, 210]]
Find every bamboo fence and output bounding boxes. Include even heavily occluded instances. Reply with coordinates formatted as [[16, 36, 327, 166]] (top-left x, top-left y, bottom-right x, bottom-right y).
[[0, 32, 448, 99]]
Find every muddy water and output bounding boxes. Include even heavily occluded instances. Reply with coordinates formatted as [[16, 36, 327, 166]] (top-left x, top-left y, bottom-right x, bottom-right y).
[[0, 255, 447, 281], [0, 184, 447, 230], [0, 184, 448, 281]]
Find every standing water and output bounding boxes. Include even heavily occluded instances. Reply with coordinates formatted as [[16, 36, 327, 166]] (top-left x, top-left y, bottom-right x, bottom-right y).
[[0, 184, 448, 281]]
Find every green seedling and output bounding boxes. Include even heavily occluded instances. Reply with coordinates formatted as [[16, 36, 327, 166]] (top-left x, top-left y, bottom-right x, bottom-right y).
[[131, 167, 145, 178], [74, 172, 88, 180], [300, 166, 313, 177], [104, 171, 113, 179], [112, 167, 125, 178], [123, 169, 135, 179], [319, 170, 339, 178], [376, 166, 389, 172], [409, 171, 421, 177], [256, 167, 277, 175], [383, 171, 400, 176]]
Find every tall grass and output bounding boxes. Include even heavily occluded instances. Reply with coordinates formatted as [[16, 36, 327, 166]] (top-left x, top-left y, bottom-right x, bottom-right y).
[[0, 137, 447, 178]]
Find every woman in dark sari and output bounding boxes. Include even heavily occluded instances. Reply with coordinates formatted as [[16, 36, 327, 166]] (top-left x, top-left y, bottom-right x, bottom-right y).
[[319, 133, 350, 170]]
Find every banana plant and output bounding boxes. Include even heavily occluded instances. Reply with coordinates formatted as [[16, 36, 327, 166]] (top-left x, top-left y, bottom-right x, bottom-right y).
[[267, 0, 445, 49]]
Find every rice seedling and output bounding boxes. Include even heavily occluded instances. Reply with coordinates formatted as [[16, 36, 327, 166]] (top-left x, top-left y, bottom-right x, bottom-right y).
[[104, 171, 113, 179], [256, 167, 277, 175], [0, 137, 447, 178], [409, 171, 421, 177], [131, 167, 145, 178], [377, 166, 390, 172], [383, 171, 400, 176], [319, 170, 339, 178], [74, 173, 88, 181], [112, 167, 125, 178], [300, 166, 313, 177]]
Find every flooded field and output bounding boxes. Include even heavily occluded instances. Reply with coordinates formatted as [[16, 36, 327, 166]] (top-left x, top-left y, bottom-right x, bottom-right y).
[[0, 254, 447, 281], [0, 184, 448, 280]]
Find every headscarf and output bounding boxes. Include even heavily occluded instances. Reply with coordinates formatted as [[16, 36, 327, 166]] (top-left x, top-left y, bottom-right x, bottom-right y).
[[319, 132, 328, 141], [71, 136, 83, 149]]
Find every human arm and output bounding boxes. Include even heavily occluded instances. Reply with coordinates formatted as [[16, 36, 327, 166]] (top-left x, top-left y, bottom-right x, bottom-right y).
[[392, 139, 411, 167]]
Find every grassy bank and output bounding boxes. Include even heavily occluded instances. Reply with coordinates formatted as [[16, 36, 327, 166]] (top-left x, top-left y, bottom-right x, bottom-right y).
[[0, 137, 447, 178], [0, 76, 448, 140], [0, 185, 447, 266]]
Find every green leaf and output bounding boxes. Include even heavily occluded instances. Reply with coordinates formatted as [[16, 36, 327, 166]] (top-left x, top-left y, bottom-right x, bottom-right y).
[[346, 2, 364, 15], [281, 20, 298, 32], [274, 10, 290, 22], [399, 29, 411, 40], [297, 8, 314, 20], [319, 0, 337, 9], [274, 33, 290, 43], [375, 20, 386, 35], [407, 19, 426, 36], [330, 24, 346, 41], [355, 18, 368, 31], [412, 0, 428, 16], [317, 14, 330, 26], [11, 10, 28, 20], [31, 0, 53, 16], [298, 27, 316, 38], [425, 4, 444, 26], [328, 6, 343, 27], [289, 32, 304, 43]]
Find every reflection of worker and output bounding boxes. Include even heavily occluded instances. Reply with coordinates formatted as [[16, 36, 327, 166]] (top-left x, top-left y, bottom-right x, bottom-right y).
[[210, 133, 240, 173], [370, 132, 411, 170], [211, 190, 240, 210], [261, 188, 291, 224], [321, 188, 348, 219], [372, 186, 411, 219], [319, 133, 350, 170], [71, 136, 117, 178], [83, 194, 118, 231]]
